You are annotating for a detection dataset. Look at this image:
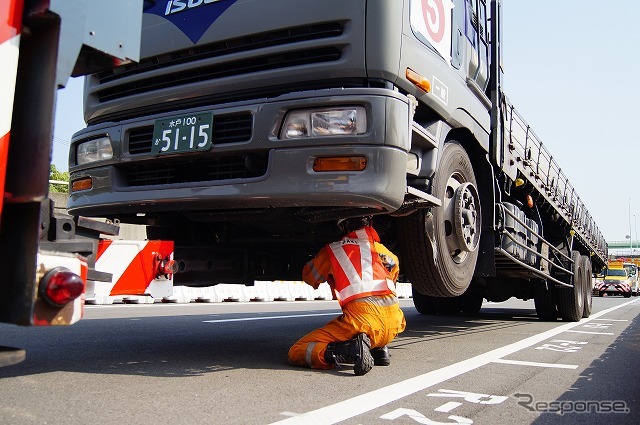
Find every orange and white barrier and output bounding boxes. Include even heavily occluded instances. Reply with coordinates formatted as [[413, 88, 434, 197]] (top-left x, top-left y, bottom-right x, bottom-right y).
[[86, 240, 175, 304], [86, 238, 411, 304]]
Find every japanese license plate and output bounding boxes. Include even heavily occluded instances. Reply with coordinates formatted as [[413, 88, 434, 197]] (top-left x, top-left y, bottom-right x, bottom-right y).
[[151, 112, 213, 154]]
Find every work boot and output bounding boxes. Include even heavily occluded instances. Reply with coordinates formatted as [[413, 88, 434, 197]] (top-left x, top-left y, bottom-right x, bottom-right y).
[[324, 333, 374, 376], [370, 346, 391, 366]]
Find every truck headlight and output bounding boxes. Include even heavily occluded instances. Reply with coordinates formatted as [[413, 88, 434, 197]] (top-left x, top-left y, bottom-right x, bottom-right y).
[[76, 136, 113, 165], [281, 107, 367, 139]]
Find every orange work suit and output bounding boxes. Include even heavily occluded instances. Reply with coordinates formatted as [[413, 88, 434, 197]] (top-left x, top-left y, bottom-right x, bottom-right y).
[[288, 226, 406, 369]]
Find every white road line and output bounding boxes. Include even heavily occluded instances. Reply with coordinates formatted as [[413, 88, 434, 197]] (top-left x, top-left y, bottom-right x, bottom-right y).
[[564, 330, 615, 335], [591, 318, 628, 322], [492, 359, 577, 369], [434, 402, 463, 412], [203, 312, 338, 323], [271, 299, 638, 425], [279, 412, 300, 417]]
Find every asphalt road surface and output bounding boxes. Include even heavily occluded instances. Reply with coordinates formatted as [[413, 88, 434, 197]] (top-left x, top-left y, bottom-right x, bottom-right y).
[[0, 296, 638, 424]]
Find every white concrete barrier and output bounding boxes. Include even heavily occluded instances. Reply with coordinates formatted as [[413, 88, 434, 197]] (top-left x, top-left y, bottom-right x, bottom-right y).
[[86, 281, 411, 305]]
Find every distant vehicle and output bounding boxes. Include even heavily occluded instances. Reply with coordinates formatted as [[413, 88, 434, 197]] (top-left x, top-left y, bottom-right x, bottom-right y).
[[592, 271, 604, 296], [622, 262, 639, 296], [595, 266, 632, 298]]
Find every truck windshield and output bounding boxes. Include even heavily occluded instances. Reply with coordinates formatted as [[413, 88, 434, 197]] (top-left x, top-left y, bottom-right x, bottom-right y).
[[607, 269, 627, 277]]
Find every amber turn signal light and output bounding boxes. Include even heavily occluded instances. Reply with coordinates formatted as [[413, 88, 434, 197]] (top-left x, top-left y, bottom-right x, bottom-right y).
[[406, 68, 431, 93], [313, 156, 367, 172], [71, 178, 92, 192]]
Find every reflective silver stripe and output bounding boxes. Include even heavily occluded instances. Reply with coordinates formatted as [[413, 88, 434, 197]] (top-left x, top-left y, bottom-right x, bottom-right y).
[[356, 229, 373, 282], [331, 245, 361, 286], [305, 342, 317, 367], [353, 294, 399, 306], [307, 261, 324, 283], [387, 279, 396, 293], [340, 279, 390, 300], [330, 240, 364, 286]]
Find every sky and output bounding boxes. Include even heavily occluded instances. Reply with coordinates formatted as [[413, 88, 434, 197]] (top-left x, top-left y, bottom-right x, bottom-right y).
[[51, 1, 640, 246]]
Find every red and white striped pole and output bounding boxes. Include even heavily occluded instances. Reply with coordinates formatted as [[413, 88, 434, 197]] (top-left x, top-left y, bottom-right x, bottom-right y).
[[0, 0, 24, 216]]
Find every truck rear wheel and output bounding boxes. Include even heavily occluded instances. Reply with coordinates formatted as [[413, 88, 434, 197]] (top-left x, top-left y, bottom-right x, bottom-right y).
[[581, 255, 592, 318], [411, 287, 437, 315], [399, 142, 481, 297], [460, 291, 483, 314], [413, 291, 468, 316], [557, 251, 584, 322], [533, 279, 557, 321]]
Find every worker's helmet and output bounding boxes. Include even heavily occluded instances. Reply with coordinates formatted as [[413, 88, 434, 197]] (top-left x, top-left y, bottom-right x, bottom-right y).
[[337, 216, 373, 234]]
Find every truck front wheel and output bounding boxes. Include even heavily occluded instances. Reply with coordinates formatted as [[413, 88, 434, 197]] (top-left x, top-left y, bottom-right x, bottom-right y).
[[399, 142, 481, 297]]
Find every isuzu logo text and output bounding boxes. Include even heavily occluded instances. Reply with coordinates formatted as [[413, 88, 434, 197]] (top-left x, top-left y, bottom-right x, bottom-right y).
[[145, 0, 237, 44], [165, 0, 224, 16]]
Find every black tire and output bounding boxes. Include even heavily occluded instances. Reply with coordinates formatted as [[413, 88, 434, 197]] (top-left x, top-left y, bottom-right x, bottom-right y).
[[581, 256, 592, 318], [460, 291, 483, 314], [412, 287, 437, 315], [624, 291, 632, 298], [533, 279, 557, 321], [436, 297, 463, 315], [557, 251, 585, 322], [412, 287, 470, 316], [399, 142, 481, 297]]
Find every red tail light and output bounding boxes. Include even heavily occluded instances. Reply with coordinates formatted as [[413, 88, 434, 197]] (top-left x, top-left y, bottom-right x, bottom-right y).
[[160, 259, 178, 275], [39, 267, 85, 307], [156, 257, 178, 278]]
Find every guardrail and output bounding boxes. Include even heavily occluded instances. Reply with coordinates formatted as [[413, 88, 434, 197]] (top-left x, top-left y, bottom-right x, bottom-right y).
[[608, 241, 640, 249]]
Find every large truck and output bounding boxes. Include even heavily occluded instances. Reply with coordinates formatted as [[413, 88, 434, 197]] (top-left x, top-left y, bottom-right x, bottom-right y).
[[67, 0, 607, 322], [0, 0, 142, 367]]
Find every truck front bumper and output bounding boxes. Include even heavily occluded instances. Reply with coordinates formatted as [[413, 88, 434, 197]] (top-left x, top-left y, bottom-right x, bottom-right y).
[[68, 145, 409, 216], [68, 89, 413, 217]]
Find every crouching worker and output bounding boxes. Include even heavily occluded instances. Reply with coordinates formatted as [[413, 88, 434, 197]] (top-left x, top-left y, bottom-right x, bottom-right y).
[[288, 216, 406, 376]]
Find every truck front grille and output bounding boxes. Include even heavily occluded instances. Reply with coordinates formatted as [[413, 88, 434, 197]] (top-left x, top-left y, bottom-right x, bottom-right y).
[[127, 112, 253, 154], [95, 22, 345, 103], [118, 154, 269, 187]]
